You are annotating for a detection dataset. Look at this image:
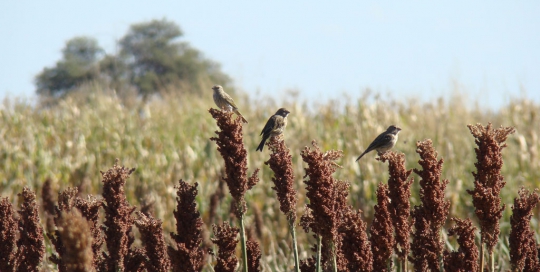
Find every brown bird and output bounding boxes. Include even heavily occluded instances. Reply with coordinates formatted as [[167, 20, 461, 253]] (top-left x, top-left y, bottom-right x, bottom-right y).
[[256, 108, 290, 151], [212, 85, 248, 123], [356, 125, 402, 161]]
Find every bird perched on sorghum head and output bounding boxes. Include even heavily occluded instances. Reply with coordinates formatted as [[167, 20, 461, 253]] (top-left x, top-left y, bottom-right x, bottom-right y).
[[356, 125, 401, 161], [212, 85, 248, 123], [256, 108, 290, 152]]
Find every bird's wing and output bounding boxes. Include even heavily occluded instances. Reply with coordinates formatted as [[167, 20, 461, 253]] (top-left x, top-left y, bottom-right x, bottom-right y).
[[261, 115, 277, 136], [364, 132, 387, 152], [223, 93, 238, 109]]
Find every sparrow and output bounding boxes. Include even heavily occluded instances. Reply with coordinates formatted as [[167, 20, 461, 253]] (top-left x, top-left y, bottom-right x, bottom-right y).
[[212, 85, 248, 123], [256, 108, 290, 151], [356, 125, 402, 161]]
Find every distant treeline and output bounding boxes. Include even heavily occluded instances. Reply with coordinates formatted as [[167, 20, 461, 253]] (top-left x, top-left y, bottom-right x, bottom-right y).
[[35, 19, 231, 99]]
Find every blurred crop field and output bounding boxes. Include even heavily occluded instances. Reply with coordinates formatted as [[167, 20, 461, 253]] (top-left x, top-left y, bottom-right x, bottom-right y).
[[1, 82, 539, 269]]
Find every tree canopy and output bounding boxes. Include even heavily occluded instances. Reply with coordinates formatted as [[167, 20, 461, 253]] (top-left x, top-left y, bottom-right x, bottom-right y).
[[35, 19, 230, 98], [35, 37, 103, 97]]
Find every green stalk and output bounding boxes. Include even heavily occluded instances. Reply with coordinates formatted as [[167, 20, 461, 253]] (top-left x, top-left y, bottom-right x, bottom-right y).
[[316, 235, 322, 272], [480, 243, 484, 272], [332, 242, 337, 272], [239, 212, 248, 272], [289, 221, 300, 272], [490, 251, 494, 272], [439, 232, 444, 272]]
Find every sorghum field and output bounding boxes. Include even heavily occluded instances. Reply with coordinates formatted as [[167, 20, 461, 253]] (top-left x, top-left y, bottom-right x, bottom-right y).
[[1, 83, 539, 271]]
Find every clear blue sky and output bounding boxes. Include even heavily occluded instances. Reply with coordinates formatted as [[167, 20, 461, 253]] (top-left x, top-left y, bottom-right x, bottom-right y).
[[1, 1, 539, 108]]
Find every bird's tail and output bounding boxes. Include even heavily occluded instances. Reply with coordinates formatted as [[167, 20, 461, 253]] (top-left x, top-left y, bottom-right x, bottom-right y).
[[355, 152, 367, 162], [234, 109, 248, 123], [256, 138, 266, 152]]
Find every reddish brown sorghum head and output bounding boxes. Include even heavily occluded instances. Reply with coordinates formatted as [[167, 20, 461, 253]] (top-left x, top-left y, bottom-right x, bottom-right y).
[[135, 211, 171, 271], [100, 160, 137, 271], [47, 185, 104, 270], [246, 235, 261, 272], [509, 187, 540, 271], [340, 206, 373, 271], [41, 178, 56, 235], [410, 139, 450, 271], [209, 108, 260, 217], [57, 209, 94, 272], [49, 187, 79, 271], [265, 137, 298, 224], [369, 182, 394, 272], [125, 248, 146, 272], [0, 197, 17, 272], [466, 123, 515, 253], [57, 187, 78, 211], [168, 180, 206, 272], [377, 151, 413, 261], [74, 195, 104, 269], [212, 222, 240, 272], [443, 218, 479, 272], [300, 141, 349, 269], [16, 187, 45, 271]]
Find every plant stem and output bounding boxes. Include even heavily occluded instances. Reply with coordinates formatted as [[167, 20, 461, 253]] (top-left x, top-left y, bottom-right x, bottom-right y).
[[316, 235, 322, 272], [490, 251, 494, 272], [439, 233, 444, 272], [289, 221, 300, 272], [239, 212, 248, 272], [402, 257, 407, 272], [480, 243, 484, 272], [332, 242, 337, 272]]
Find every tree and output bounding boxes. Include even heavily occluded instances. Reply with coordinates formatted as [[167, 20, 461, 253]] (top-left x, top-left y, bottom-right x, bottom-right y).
[[35, 37, 103, 97], [119, 18, 230, 97], [35, 19, 231, 99], [99, 54, 129, 91]]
